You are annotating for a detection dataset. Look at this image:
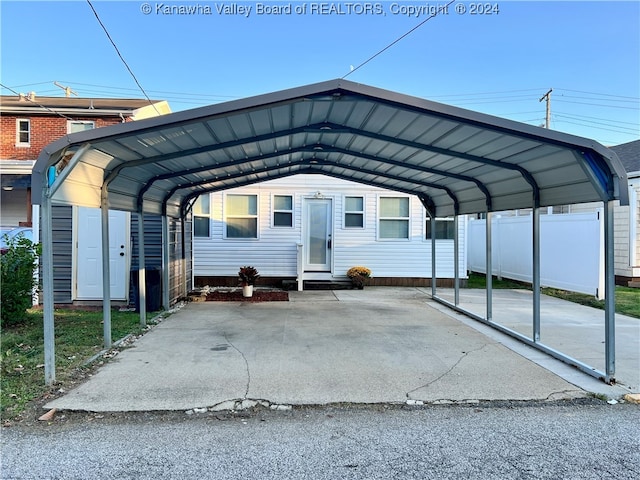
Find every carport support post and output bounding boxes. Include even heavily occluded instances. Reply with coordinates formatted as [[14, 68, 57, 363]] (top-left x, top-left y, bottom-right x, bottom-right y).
[[454, 215, 460, 306], [181, 216, 188, 299], [138, 212, 147, 327], [431, 214, 437, 297], [41, 193, 56, 385], [100, 196, 112, 349], [162, 215, 170, 310], [532, 207, 541, 342], [604, 200, 615, 382], [486, 212, 493, 321]]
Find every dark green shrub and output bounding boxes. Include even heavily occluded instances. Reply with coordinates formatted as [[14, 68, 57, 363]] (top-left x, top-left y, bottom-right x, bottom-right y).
[[1, 234, 40, 327]]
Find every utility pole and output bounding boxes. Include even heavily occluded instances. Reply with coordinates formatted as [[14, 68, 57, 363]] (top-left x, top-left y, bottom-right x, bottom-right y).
[[539, 88, 552, 129], [53, 81, 78, 98]]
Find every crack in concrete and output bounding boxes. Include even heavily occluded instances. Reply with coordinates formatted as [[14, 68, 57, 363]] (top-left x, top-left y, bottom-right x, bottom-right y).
[[406, 343, 490, 398], [223, 332, 251, 399]]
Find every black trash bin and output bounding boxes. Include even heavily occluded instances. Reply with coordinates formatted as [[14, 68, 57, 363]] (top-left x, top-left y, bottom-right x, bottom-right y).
[[130, 267, 162, 312]]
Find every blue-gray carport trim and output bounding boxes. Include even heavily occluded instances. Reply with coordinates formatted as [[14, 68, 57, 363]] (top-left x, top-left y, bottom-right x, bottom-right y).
[[32, 79, 628, 386]]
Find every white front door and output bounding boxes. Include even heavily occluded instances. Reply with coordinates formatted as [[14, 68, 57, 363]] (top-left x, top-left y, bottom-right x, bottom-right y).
[[76, 207, 129, 300], [304, 198, 332, 272]]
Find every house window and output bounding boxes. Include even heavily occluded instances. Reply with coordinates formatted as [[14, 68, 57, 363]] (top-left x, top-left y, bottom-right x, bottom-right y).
[[193, 194, 210, 238], [552, 205, 571, 214], [273, 195, 293, 227], [426, 217, 455, 240], [67, 120, 95, 133], [16, 119, 30, 146], [344, 196, 364, 228], [226, 194, 258, 239], [379, 197, 409, 239]]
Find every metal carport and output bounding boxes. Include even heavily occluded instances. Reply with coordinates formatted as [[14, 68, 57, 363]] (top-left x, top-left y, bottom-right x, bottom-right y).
[[32, 79, 628, 385]]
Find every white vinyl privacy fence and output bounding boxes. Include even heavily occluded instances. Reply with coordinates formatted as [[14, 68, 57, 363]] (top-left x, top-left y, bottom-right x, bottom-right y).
[[467, 212, 603, 298]]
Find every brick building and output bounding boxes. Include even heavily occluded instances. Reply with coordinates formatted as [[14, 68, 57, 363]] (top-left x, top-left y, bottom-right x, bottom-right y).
[[1, 93, 170, 227]]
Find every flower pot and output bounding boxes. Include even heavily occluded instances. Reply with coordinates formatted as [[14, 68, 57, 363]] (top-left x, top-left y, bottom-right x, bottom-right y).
[[242, 285, 254, 297]]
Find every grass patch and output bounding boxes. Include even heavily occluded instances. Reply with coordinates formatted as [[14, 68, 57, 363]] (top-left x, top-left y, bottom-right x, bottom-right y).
[[467, 273, 640, 319], [1, 308, 153, 420], [466, 272, 530, 290]]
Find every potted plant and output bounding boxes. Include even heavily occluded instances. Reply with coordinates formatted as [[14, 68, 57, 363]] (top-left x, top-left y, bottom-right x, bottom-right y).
[[238, 266, 260, 297], [347, 266, 371, 290]]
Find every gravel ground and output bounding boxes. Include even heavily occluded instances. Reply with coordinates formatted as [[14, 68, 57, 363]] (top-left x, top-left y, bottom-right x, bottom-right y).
[[2, 400, 639, 479]]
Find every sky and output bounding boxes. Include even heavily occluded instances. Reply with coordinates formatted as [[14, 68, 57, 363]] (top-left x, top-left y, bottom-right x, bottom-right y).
[[1, 0, 638, 146]]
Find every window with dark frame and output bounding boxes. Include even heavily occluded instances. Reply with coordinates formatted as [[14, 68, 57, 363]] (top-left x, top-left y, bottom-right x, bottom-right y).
[[426, 217, 455, 240], [273, 195, 293, 227], [344, 196, 364, 228]]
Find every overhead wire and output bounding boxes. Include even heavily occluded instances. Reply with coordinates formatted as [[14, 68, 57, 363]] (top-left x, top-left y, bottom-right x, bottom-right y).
[[342, 0, 457, 79], [85, 0, 161, 115], [0, 83, 75, 120]]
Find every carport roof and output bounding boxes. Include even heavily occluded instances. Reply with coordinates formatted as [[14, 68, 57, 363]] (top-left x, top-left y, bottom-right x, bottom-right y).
[[32, 79, 628, 218]]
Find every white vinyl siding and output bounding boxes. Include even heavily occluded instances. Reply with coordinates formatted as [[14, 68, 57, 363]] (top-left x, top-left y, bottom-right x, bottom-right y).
[[193, 175, 467, 279]]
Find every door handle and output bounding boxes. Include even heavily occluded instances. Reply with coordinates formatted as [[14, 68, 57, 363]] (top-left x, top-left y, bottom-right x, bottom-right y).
[[328, 239, 332, 249], [120, 252, 125, 257]]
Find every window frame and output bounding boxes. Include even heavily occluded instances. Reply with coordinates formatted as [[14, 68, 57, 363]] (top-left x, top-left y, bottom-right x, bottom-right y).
[[67, 120, 95, 134], [343, 195, 365, 229], [271, 194, 294, 228], [378, 196, 410, 240], [16, 119, 30, 147], [224, 193, 259, 240], [192, 193, 211, 238], [425, 216, 456, 241]]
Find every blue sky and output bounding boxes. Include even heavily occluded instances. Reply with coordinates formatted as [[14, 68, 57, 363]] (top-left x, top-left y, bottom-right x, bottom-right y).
[[1, 1, 638, 146]]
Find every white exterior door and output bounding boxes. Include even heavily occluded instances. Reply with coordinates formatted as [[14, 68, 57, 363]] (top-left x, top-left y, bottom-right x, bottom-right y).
[[76, 207, 129, 300], [304, 198, 332, 272]]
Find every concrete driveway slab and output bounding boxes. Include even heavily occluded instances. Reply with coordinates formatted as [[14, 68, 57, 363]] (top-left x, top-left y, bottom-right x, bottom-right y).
[[46, 288, 590, 412]]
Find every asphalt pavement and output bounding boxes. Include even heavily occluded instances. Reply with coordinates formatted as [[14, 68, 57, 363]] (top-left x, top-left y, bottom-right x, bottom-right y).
[[2, 403, 639, 479]]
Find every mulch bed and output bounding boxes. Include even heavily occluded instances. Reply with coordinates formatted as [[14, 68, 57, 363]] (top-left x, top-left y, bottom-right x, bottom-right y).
[[205, 289, 289, 302]]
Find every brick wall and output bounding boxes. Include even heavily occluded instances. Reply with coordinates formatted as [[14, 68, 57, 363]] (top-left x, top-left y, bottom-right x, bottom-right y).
[[0, 114, 122, 160]]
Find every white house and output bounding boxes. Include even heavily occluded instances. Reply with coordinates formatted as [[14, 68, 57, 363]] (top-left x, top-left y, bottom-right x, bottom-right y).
[[192, 174, 467, 288]]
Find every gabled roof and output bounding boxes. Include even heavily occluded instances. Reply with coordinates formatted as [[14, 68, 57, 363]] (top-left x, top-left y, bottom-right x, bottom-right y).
[[32, 79, 628, 218], [0, 95, 167, 116], [610, 140, 640, 175]]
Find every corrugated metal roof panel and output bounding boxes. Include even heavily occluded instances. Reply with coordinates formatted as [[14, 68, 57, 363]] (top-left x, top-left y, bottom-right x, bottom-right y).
[[33, 79, 628, 219]]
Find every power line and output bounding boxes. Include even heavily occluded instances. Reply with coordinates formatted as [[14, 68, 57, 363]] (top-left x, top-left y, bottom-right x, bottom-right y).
[[554, 99, 639, 110], [342, 0, 456, 79], [553, 113, 639, 133], [0, 83, 75, 120], [85, 0, 161, 116], [556, 88, 640, 101]]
